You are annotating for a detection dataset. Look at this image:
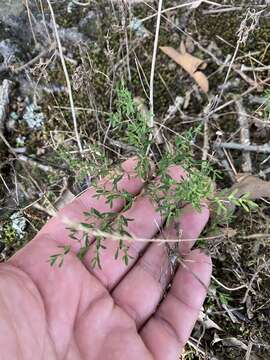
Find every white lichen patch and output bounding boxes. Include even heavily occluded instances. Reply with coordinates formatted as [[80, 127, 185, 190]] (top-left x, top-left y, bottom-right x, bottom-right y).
[[23, 103, 45, 129], [10, 212, 27, 240]]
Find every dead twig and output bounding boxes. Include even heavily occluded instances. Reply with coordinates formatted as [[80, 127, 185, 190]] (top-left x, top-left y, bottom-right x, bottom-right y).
[[241, 64, 270, 72], [24, 0, 37, 45], [245, 341, 253, 360], [17, 155, 55, 173], [235, 100, 252, 173], [217, 142, 270, 154], [202, 97, 218, 160], [202, 117, 209, 161], [72, 0, 90, 5], [0, 79, 13, 131], [38, 0, 52, 42], [213, 136, 236, 183], [242, 259, 270, 304], [211, 275, 247, 292], [153, 96, 184, 145], [202, 6, 243, 14], [63, 216, 224, 244], [14, 42, 56, 73], [140, 0, 222, 23]]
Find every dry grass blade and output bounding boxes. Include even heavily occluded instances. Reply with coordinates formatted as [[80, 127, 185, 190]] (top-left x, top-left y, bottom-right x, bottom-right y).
[[147, 0, 163, 154], [235, 99, 252, 173], [46, 0, 83, 154]]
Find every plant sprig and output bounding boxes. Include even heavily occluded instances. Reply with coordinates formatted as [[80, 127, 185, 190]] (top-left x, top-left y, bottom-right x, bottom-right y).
[[50, 85, 258, 268]]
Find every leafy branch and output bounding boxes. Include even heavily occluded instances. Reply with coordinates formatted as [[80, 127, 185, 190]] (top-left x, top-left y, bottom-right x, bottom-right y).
[[50, 85, 258, 268]]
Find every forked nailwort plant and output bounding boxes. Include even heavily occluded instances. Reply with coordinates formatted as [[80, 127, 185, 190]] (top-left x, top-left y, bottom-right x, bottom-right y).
[[50, 85, 257, 268]]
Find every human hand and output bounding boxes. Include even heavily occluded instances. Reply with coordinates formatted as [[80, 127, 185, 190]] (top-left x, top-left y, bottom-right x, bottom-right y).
[[1, 158, 212, 360]]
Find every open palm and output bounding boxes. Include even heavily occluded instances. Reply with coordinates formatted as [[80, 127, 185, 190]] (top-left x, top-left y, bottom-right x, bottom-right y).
[[1, 158, 212, 360]]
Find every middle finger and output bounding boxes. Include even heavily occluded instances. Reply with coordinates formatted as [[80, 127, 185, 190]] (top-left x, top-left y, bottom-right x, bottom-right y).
[[84, 165, 186, 290]]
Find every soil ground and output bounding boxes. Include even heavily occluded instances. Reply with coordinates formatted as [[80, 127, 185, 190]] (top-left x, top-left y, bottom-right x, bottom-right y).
[[1, 1, 270, 359]]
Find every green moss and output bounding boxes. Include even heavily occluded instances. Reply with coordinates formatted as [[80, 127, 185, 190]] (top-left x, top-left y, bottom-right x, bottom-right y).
[[44, 1, 212, 142], [2, 224, 16, 247], [195, 8, 270, 64]]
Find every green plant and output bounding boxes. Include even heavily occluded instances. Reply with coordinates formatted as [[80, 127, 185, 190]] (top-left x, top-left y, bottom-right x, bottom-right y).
[[109, 83, 152, 179], [49, 85, 258, 268], [217, 291, 233, 306], [49, 245, 71, 267], [57, 142, 112, 184], [1, 212, 27, 252], [2, 224, 17, 248]]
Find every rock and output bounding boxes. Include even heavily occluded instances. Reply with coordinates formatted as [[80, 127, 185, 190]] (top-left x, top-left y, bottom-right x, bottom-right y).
[[57, 26, 87, 44], [0, 39, 19, 64], [78, 11, 100, 40], [0, 0, 24, 20]]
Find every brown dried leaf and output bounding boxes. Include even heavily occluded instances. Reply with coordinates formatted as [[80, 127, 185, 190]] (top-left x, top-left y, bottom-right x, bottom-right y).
[[230, 175, 270, 199], [211, 176, 270, 224], [252, 117, 270, 129], [160, 43, 209, 93], [192, 71, 209, 93]]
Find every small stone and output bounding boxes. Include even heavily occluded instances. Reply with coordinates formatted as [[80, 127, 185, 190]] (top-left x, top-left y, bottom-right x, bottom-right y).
[[78, 11, 99, 40]]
